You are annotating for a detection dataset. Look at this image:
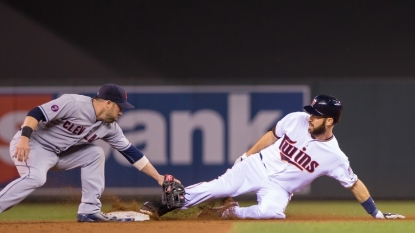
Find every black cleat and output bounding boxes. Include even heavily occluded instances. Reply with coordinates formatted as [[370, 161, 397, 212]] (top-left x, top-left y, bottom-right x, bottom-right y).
[[139, 201, 174, 220]]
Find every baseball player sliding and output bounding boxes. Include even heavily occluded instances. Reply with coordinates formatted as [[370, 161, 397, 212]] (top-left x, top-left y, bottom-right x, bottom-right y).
[[141, 95, 405, 220], [0, 83, 176, 222]]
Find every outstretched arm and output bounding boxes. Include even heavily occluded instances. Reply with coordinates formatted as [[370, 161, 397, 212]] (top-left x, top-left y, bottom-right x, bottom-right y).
[[120, 146, 180, 186], [139, 162, 164, 186], [349, 179, 371, 202], [350, 179, 404, 219], [234, 129, 278, 165], [246, 130, 279, 156]]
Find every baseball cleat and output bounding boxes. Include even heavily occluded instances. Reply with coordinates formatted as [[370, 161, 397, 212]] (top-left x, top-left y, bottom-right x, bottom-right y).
[[197, 197, 239, 219], [139, 201, 173, 220], [77, 212, 118, 222], [139, 201, 160, 219]]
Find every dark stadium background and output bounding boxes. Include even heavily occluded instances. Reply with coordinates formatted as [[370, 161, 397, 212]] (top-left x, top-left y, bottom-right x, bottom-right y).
[[1, 1, 415, 200]]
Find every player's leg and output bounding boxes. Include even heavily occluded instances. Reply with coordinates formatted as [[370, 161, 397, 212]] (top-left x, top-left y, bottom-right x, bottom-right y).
[[182, 153, 268, 208], [232, 180, 291, 219], [0, 134, 58, 212], [53, 144, 105, 215]]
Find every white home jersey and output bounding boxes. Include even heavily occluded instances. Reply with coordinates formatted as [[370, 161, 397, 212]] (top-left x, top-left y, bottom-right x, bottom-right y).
[[34, 94, 131, 154], [260, 112, 358, 193]]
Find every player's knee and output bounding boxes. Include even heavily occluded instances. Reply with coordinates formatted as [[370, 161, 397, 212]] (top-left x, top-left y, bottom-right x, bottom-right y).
[[27, 173, 47, 188], [257, 204, 286, 219], [90, 146, 105, 161]]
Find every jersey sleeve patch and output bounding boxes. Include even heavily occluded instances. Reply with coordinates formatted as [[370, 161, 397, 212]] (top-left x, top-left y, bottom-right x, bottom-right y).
[[327, 162, 358, 188], [38, 95, 75, 122], [51, 105, 59, 112]]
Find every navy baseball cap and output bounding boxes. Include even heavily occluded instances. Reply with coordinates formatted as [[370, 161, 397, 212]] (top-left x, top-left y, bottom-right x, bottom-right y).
[[97, 84, 135, 109]]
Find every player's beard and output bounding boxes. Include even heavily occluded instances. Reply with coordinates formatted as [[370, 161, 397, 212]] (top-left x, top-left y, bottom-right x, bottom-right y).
[[309, 118, 327, 136]]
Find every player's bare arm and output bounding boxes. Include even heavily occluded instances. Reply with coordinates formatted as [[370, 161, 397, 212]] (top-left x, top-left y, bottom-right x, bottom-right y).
[[139, 162, 181, 186], [234, 129, 279, 165], [349, 179, 370, 202], [15, 116, 39, 162], [139, 162, 164, 186], [349, 179, 404, 219], [246, 130, 278, 156]]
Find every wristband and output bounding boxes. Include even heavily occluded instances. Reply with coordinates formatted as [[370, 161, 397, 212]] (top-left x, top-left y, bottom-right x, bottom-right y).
[[21, 126, 33, 139], [361, 196, 378, 217]]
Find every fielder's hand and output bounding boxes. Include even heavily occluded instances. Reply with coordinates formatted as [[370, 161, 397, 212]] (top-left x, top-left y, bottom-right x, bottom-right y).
[[157, 175, 181, 186], [374, 210, 405, 219], [14, 137, 31, 162], [234, 153, 247, 165], [162, 174, 186, 209]]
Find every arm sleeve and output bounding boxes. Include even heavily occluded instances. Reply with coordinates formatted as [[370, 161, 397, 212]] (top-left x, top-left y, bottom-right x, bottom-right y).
[[27, 107, 46, 122], [327, 160, 358, 188], [101, 123, 131, 151], [119, 145, 144, 164]]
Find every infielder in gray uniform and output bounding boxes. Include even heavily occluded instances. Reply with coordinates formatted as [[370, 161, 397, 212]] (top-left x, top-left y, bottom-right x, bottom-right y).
[[0, 83, 172, 222]]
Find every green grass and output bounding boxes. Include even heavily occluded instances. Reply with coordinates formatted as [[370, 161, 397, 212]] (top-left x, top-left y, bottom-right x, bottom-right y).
[[285, 200, 415, 217], [228, 200, 415, 233], [0, 203, 77, 220], [231, 222, 415, 233], [0, 202, 116, 221]]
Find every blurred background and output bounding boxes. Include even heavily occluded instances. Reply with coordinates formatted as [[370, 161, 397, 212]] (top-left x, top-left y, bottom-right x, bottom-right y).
[[0, 1, 415, 201]]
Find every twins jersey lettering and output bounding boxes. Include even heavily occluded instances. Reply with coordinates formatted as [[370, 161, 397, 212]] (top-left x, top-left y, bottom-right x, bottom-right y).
[[261, 112, 358, 193], [279, 134, 319, 173]]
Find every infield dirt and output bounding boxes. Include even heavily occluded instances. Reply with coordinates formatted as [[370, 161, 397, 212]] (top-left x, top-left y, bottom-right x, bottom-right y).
[[1, 216, 414, 233]]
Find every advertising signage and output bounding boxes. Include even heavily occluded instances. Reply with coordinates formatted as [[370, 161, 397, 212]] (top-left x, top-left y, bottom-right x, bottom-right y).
[[0, 86, 309, 194]]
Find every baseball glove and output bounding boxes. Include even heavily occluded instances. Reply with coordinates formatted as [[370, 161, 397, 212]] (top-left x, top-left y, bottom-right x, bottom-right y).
[[161, 174, 186, 209]]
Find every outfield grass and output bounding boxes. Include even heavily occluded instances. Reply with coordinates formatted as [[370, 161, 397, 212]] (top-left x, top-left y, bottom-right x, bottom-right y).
[[0, 202, 123, 220], [285, 200, 415, 217], [0, 203, 80, 220], [231, 221, 415, 233], [230, 200, 415, 233]]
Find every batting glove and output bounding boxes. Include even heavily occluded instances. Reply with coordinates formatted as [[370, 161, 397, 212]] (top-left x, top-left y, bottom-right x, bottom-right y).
[[234, 153, 247, 166], [374, 210, 405, 219]]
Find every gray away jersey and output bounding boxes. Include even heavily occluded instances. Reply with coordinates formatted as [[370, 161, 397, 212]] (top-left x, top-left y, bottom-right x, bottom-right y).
[[32, 94, 131, 154]]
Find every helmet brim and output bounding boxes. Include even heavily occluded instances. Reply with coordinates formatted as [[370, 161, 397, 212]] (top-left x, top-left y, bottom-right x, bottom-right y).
[[303, 105, 324, 116]]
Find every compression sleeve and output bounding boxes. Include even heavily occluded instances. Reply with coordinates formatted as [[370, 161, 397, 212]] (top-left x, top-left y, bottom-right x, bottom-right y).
[[119, 145, 149, 170], [27, 107, 46, 122]]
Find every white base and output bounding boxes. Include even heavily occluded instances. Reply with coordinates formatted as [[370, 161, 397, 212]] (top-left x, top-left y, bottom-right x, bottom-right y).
[[106, 211, 150, 222]]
